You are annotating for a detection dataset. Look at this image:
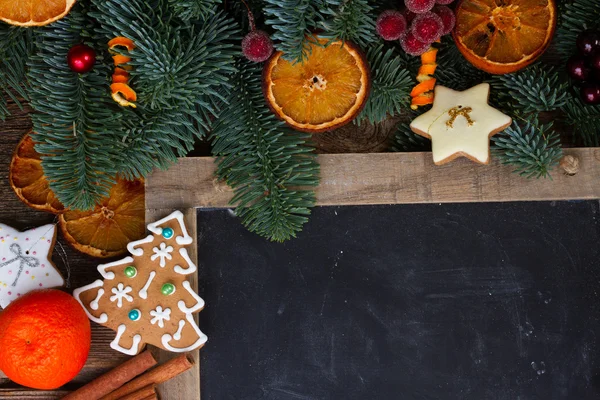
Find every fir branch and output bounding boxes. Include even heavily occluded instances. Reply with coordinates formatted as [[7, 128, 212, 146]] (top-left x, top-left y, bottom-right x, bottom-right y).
[[356, 44, 413, 125], [492, 116, 562, 179], [169, 0, 219, 21], [27, 4, 125, 210], [91, 0, 239, 178], [211, 59, 319, 242], [391, 121, 431, 152], [263, 0, 318, 63], [555, 0, 600, 58], [0, 26, 31, 120], [435, 37, 488, 91], [318, 0, 377, 49], [562, 95, 600, 147], [489, 64, 569, 114]]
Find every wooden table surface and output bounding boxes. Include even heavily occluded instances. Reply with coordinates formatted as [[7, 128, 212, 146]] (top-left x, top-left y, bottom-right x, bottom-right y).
[[0, 100, 130, 399]]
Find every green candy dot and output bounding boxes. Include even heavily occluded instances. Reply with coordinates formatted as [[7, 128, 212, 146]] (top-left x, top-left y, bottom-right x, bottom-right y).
[[161, 283, 176, 296], [128, 309, 141, 321], [124, 266, 137, 278]]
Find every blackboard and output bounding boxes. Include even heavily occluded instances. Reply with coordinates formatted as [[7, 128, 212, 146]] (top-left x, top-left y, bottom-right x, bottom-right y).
[[197, 201, 600, 400]]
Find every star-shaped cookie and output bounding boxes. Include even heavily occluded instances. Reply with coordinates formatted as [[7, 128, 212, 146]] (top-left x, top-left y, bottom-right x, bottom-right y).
[[0, 224, 65, 308], [410, 83, 512, 165]]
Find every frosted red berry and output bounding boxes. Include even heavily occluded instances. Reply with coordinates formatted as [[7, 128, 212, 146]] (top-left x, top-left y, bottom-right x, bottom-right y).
[[400, 31, 431, 56], [433, 6, 456, 35], [435, 0, 455, 5], [242, 30, 274, 63], [404, 0, 435, 14], [376, 10, 407, 41], [411, 12, 443, 43]]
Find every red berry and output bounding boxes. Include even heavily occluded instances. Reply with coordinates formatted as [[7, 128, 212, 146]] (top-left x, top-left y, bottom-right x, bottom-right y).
[[567, 55, 590, 81], [376, 10, 407, 41], [436, 0, 454, 4], [242, 30, 274, 63], [404, 0, 435, 14], [433, 6, 455, 35], [67, 44, 96, 74], [411, 12, 443, 43], [581, 82, 600, 105], [400, 31, 431, 56], [590, 53, 600, 72]]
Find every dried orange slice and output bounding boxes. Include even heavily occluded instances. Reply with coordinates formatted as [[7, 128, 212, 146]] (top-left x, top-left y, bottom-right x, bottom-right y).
[[9, 132, 64, 214], [263, 37, 370, 133], [453, 0, 556, 74], [59, 178, 145, 258], [0, 0, 76, 27]]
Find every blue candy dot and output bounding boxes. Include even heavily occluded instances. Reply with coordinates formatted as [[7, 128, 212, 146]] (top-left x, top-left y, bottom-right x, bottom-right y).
[[162, 227, 174, 239], [128, 309, 141, 321]]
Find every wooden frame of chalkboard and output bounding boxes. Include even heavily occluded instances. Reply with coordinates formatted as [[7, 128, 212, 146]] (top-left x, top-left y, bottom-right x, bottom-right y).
[[145, 148, 600, 399]]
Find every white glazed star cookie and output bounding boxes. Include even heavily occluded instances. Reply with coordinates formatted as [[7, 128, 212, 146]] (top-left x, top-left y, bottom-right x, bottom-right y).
[[410, 83, 512, 165], [0, 223, 65, 308]]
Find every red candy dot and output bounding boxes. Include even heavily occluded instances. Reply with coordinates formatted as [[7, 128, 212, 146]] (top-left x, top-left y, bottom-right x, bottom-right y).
[[8, 292, 11, 295], [39, 283, 43, 287], [25, 271, 29, 274]]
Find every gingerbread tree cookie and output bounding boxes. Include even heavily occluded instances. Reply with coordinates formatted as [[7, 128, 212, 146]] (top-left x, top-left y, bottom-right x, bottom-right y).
[[73, 211, 207, 355], [0, 223, 65, 308]]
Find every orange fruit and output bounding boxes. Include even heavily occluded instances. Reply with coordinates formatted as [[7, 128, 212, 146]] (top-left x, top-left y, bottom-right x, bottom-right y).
[[0, 0, 77, 27], [59, 178, 145, 258], [263, 37, 370, 133], [9, 132, 65, 214], [453, 0, 556, 74], [0, 289, 91, 389]]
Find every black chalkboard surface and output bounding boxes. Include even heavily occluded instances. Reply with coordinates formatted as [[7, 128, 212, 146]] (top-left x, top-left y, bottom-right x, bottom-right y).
[[197, 201, 600, 400]]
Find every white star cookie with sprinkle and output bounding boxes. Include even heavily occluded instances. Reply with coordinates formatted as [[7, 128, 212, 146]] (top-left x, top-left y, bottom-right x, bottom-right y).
[[0, 224, 65, 308], [410, 83, 512, 165]]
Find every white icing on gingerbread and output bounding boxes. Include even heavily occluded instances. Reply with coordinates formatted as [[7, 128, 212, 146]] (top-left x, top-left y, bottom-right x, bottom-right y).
[[110, 283, 133, 308], [97, 257, 134, 280], [0, 224, 64, 308], [147, 210, 193, 246], [111, 324, 143, 356], [150, 306, 171, 328], [90, 288, 104, 310], [127, 235, 154, 257], [174, 319, 185, 340], [139, 271, 156, 300], [178, 280, 205, 313], [73, 280, 108, 323], [174, 248, 197, 275], [151, 243, 173, 268], [161, 314, 207, 352]]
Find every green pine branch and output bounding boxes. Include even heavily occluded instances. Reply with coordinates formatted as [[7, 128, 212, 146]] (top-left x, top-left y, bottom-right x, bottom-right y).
[[355, 44, 413, 125], [27, 4, 125, 210], [489, 64, 569, 114], [91, 0, 239, 178], [211, 59, 319, 242], [435, 37, 488, 91], [492, 116, 562, 179], [555, 0, 600, 58], [391, 121, 431, 152], [0, 26, 31, 120], [169, 0, 220, 21], [562, 95, 600, 147], [318, 0, 377, 49], [263, 0, 318, 63]]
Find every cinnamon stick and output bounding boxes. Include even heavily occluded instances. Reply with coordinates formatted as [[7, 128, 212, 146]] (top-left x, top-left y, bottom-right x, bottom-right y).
[[63, 350, 157, 400], [116, 384, 155, 400], [101, 354, 194, 400]]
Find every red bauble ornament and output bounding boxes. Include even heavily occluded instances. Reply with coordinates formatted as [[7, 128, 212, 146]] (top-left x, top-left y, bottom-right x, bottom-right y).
[[67, 44, 96, 73]]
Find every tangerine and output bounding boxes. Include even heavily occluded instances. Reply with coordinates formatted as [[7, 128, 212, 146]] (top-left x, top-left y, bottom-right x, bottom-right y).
[[0, 289, 91, 389]]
